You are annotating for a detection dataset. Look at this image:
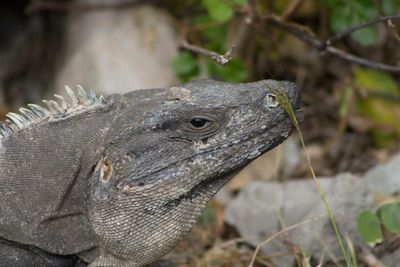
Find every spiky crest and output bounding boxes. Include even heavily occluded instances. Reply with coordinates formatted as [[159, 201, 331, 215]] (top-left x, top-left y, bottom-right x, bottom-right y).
[[0, 85, 106, 139]]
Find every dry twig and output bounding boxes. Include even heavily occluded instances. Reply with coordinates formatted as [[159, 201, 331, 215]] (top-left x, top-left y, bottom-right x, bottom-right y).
[[248, 214, 325, 267], [326, 14, 400, 45], [360, 247, 387, 267], [262, 14, 400, 73], [281, 0, 302, 21], [180, 40, 236, 66], [387, 19, 400, 43]]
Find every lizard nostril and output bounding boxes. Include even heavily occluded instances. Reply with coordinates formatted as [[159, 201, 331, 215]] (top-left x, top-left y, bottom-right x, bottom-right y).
[[265, 93, 279, 108]]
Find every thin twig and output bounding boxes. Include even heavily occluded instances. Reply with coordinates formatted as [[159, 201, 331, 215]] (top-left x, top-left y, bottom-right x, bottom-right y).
[[327, 14, 400, 45], [373, 235, 400, 257], [360, 247, 387, 267], [388, 19, 400, 43], [325, 45, 400, 72], [263, 14, 325, 50], [263, 14, 400, 73], [180, 40, 236, 65], [248, 214, 325, 267], [281, 0, 302, 21]]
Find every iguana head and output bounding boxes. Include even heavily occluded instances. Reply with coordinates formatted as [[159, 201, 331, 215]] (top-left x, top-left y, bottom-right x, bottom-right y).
[[88, 79, 302, 266]]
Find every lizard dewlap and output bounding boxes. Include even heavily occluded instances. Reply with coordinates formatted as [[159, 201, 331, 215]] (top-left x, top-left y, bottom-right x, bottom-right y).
[[0, 79, 301, 267]]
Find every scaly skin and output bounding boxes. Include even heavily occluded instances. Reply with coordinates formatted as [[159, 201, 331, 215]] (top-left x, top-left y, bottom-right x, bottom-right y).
[[0, 79, 301, 266]]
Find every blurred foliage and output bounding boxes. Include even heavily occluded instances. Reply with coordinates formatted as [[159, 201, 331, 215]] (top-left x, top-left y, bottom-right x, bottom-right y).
[[168, 0, 400, 150], [383, 0, 400, 15], [172, 52, 199, 82], [356, 210, 383, 246], [353, 68, 400, 147], [202, 0, 233, 23], [357, 202, 400, 246], [324, 0, 400, 46], [171, 0, 249, 82], [324, 0, 378, 46], [378, 202, 400, 234], [166, 1, 400, 264]]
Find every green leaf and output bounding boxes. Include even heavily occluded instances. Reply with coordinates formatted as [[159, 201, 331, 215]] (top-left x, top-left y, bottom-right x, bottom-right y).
[[354, 68, 398, 94], [378, 202, 400, 234], [202, 0, 234, 23], [382, 0, 400, 15], [354, 68, 400, 144], [201, 25, 228, 53], [351, 26, 379, 46], [172, 52, 199, 82], [192, 14, 211, 25], [330, 6, 352, 33], [191, 15, 227, 52], [357, 210, 383, 246], [370, 129, 397, 148], [325, 0, 379, 46], [348, 10, 378, 46]]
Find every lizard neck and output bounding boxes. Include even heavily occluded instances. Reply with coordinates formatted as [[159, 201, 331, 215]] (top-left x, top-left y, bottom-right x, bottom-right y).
[[0, 94, 125, 255]]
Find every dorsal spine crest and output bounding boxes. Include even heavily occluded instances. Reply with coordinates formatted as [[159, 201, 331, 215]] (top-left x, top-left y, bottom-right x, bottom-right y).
[[0, 85, 105, 139]]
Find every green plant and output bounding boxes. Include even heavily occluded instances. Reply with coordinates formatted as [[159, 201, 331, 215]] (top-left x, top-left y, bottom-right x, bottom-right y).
[[273, 83, 354, 266], [357, 202, 400, 246], [353, 67, 400, 147]]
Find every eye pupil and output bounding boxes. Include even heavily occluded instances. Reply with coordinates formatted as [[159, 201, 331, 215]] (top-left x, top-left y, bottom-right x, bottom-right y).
[[190, 118, 207, 128]]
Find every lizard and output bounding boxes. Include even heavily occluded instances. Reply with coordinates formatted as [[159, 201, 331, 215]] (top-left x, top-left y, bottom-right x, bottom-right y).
[[0, 78, 302, 267]]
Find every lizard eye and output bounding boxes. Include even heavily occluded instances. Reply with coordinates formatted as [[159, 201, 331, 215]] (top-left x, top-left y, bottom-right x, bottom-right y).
[[190, 118, 209, 128], [183, 115, 217, 133]]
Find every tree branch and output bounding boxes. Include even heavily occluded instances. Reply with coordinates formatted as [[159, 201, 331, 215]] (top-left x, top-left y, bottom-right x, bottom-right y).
[[326, 14, 400, 45], [180, 40, 236, 66], [263, 14, 400, 73]]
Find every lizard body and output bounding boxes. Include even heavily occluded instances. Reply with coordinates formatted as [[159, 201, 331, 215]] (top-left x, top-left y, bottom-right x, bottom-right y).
[[0, 79, 301, 266]]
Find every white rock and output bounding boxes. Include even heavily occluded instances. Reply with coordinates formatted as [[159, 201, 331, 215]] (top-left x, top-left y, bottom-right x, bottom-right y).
[[54, 4, 179, 95], [225, 174, 374, 265], [365, 153, 400, 196]]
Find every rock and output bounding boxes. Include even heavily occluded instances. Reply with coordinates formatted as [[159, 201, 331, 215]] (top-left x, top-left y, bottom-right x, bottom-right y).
[[285, 174, 373, 261], [224, 182, 292, 266], [365, 153, 400, 196], [226, 147, 281, 191], [281, 135, 302, 177], [225, 174, 374, 265], [54, 3, 179, 95]]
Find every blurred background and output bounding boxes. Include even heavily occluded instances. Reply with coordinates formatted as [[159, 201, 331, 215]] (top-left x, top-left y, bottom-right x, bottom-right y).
[[0, 0, 399, 266]]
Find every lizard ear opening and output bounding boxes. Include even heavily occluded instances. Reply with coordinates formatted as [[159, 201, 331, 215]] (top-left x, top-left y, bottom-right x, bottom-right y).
[[97, 157, 113, 183]]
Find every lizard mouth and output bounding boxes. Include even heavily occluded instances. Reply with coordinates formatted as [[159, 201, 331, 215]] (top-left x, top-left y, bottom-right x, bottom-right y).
[[122, 113, 292, 189], [158, 120, 293, 208]]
